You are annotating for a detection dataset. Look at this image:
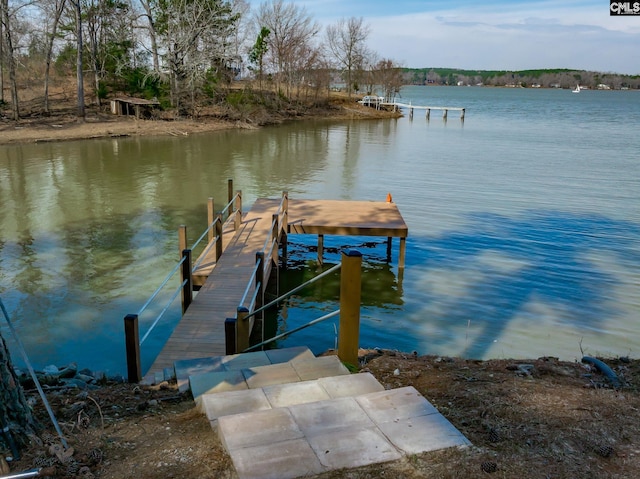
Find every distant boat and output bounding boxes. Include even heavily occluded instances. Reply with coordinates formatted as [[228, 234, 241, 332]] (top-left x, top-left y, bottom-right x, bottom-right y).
[[572, 84, 581, 93]]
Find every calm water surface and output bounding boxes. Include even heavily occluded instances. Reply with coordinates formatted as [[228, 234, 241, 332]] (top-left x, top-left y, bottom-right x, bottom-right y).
[[1, 86, 639, 375]]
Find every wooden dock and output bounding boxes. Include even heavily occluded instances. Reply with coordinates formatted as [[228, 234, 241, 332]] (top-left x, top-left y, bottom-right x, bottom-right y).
[[147, 197, 408, 376], [359, 98, 465, 120]]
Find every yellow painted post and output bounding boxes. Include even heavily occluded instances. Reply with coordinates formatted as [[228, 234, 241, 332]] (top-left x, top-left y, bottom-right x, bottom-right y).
[[236, 307, 250, 352], [207, 197, 214, 243], [178, 225, 187, 258], [338, 250, 362, 366], [124, 314, 142, 383]]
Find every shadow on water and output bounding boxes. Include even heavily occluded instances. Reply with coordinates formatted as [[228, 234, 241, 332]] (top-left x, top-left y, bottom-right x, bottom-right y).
[[407, 210, 640, 359]]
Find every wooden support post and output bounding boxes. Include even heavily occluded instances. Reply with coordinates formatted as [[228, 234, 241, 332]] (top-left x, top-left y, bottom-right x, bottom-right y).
[[281, 192, 289, 267], [124, 314, 142, 383], [271, 214, 279, 267], [338, 250, 362, 366], [255, 252, 265, 323], [410, 107, 414, 119], [178, 225, 187, 258], [234, 190, 242, 230], [236, 307, 250, 353], [317, 234, 324, 266], [443, 109, 448, 120], [460, 108, 466, 120], [227, 179, 233, 206], [426, 108, 430, 120], [386, 237, 392, 263], [215, 213, 223, 261], [180, 249, 193, 313], [399, 237, 406, 269], [207, 197, 215, 243], [225, 318, 236, 355]]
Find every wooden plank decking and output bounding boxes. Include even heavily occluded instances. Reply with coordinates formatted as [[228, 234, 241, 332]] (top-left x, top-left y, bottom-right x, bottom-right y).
[[147, 198, 408, 376]]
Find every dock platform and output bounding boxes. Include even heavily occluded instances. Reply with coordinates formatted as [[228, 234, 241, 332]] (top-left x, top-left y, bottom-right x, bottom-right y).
[[147, 197, 408, 376]]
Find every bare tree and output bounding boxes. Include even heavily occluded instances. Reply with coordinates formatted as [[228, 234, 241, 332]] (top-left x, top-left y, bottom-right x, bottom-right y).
[[253, 0, 319, 98], [42, 0, 67, 114], [1, 0, 19, 119], [325, 16, 370, 98], [374, 58, 403, 101]]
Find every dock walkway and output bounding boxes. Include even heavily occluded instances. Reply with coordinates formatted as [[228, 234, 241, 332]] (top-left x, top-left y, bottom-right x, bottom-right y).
[[147, 197, 408, 376]]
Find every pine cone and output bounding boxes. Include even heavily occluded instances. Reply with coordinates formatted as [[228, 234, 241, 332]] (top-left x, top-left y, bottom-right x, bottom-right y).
[[481, 461, 498, 473]]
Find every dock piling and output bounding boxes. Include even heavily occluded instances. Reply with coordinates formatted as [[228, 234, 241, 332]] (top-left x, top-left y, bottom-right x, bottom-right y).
[[124, 314, 142, 383], [338, 250, 362, 366]]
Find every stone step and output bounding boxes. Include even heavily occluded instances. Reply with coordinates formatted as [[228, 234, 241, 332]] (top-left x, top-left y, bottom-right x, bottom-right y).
[[190, 354, 350, 401], [199, 372, 384, 424], [217, 386, 472, 479], [172, 346, 315, 393]]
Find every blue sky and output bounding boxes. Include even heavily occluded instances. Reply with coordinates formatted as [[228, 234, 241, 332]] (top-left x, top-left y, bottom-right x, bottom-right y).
[[248, 1, 640, 74]]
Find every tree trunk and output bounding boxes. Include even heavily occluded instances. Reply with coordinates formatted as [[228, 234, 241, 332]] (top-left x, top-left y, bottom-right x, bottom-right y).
[[1, 0, 18, 120], [44, 0, 67, 115], [0, 332, 39, 451], [73, 0, 85, 121]]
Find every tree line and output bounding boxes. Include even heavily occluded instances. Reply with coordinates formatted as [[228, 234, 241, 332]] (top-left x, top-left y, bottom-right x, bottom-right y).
[[405, 68, 640, 89], [0, 0, 405, 121]]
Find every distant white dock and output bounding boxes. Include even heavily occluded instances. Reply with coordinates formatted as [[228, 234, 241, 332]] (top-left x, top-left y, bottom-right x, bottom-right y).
[[358, 97, 465, 120]]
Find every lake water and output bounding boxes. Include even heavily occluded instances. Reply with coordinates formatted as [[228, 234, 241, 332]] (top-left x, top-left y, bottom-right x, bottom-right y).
[[1, 86, 639, 375]]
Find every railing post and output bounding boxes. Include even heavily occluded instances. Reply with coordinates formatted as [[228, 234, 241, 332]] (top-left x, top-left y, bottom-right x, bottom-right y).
[[180, 249, 193, 313], [225, 318, 237, 355], [236, 306, 250, 353], [124, 314, 142, 383], [178, 225, 187, 258], [271, 213, 279, 267], [207, 197, 215, 243], [234, 190, 242, 230], [338, 250, 362, 366], [215, 213, 223, 261], [281, 191, 289, 268], [255, 252, 265, 332]]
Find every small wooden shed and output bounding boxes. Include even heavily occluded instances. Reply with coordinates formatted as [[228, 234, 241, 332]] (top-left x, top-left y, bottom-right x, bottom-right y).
[[110, 97, 160, 119]]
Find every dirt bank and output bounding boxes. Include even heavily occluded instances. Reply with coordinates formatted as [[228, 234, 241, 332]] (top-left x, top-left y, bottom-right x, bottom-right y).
[[4, 350, 638, 479]]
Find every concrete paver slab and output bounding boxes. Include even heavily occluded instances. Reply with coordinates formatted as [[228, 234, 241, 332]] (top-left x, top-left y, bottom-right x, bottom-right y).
[[356, 386, 439, 423], [289, 397, 373, 436], [189, 370, 247, 400], [226, 438, 324, 479], [265, 346, 314, 364], [319, 372, 384, 398], [308, 426, 402, 469], [222, 351, 270, 370], [199, 388, 271, 422], [242, 362, 300, 389], [292, 355, 349, 380], [376, 413, 471, 454], [218, 407, 303, 450], [263, 380, 331, 408], [174, 356, 225, 392]]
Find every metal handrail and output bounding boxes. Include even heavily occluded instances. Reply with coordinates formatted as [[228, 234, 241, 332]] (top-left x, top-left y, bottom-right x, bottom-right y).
[[140, 278, 188, 345], [245, 262, 341, 321], [137, 255, 187, 317], [191, 193, 238, 253], [239, 259, 261, 307], [244, 309, 340, 352]]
